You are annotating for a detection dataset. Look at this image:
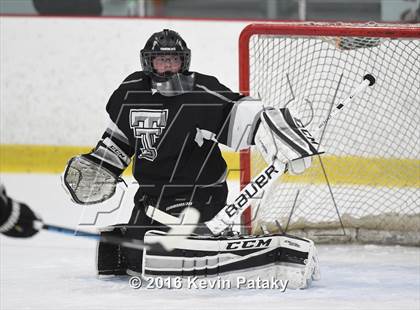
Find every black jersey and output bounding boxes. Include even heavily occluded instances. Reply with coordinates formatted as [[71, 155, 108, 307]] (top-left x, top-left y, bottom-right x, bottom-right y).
[[91, 71, 243, 198]]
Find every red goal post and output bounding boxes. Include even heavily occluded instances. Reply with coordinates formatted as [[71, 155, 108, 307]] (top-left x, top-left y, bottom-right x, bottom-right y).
[[238, 22, 420, 244]]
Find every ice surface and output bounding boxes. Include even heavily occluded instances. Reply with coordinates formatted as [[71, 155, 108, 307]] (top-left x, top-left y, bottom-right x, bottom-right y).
[[1, 174, 419, 310]]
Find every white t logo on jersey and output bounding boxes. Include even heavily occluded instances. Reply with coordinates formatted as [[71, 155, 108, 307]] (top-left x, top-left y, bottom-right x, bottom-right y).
[[130, 109, 168, 161]]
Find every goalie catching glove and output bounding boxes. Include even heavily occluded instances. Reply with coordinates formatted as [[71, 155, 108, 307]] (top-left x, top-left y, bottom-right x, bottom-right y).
[[254, 107, 322, 174], [63, 156, 120, 204], [63, 137, 131, 205]]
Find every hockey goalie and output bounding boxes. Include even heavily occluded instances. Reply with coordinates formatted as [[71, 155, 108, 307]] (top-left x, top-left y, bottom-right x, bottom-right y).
[[62, 29, 321, 289]]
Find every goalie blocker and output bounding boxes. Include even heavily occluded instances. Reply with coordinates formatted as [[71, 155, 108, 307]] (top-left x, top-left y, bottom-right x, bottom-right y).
[[254, 106, 323, 175]]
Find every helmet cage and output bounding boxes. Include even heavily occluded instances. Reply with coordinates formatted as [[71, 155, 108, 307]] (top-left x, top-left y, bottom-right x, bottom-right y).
[[141, 50, 191, 78]]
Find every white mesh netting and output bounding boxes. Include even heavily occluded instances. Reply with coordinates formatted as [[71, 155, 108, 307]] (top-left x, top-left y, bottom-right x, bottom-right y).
[[242, 23, 420, 245]]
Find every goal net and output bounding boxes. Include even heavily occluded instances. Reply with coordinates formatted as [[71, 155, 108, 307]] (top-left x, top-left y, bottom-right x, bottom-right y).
[[239, 22, 420, 245]]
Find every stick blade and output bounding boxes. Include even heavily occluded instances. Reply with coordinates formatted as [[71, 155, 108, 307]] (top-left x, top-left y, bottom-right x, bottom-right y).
[[158, 207, 200, 251]]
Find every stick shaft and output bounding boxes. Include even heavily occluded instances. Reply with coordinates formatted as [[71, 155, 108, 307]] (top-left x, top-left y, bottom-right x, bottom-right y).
[[42, 223, 148, 250], [316, 78, 371, 131], [40, 207, 200, 250]]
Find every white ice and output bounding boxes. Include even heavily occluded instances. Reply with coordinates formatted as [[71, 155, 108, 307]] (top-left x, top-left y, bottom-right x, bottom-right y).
[[1, 173, 419, 310]]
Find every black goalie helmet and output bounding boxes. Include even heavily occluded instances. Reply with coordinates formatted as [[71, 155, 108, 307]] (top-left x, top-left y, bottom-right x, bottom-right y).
[[140, 29, 191, 78]]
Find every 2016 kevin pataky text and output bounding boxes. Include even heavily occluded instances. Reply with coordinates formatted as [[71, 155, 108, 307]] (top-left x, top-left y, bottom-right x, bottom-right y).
[[131, 276, 289, 290], [187, 276, 289, 290]]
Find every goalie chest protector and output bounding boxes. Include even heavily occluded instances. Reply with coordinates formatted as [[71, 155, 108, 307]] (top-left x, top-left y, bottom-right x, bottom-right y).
[[105, 71, 243, 197]]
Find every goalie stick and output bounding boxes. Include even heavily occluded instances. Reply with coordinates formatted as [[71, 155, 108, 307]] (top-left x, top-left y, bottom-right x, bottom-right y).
[[40, 223, 148, 250], [199, 74, 376, 236]]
